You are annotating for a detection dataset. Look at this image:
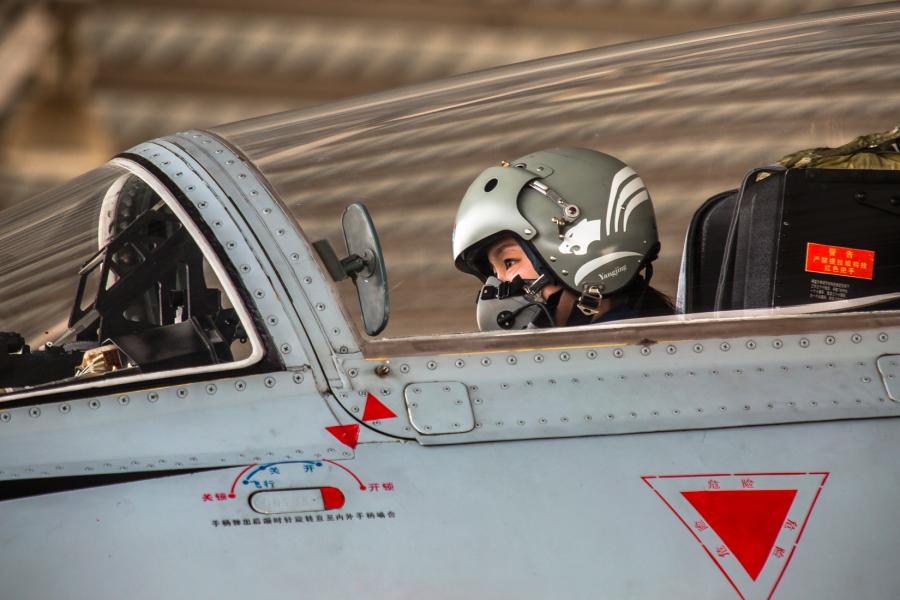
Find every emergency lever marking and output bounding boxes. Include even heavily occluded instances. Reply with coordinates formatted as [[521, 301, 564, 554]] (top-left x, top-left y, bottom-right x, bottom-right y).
[[228, 459, 367, 495]]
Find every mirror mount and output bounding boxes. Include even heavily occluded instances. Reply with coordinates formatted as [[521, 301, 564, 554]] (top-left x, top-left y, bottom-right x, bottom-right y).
[[312, 203, 389, 336], [312, 241, 367, 282]]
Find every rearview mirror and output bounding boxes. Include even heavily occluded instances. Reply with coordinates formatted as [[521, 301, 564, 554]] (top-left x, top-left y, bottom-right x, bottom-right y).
[[313, 203, 389, 336]]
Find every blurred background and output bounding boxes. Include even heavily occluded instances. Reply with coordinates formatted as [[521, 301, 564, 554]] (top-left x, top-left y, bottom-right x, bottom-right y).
[[4, 0, 897, 340], [0, 0, 879, 212]]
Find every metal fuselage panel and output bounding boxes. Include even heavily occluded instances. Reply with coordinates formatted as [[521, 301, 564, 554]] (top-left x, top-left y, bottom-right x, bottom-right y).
[[4, 131, 897, 600], [1, 418, 898, 599]]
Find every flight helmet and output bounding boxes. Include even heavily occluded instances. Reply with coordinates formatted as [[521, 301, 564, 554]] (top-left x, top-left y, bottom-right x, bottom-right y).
[[453, 147, 660, 312]]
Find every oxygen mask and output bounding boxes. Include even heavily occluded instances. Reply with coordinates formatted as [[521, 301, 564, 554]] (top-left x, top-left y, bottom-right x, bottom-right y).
[[475, 275, 554, 331]]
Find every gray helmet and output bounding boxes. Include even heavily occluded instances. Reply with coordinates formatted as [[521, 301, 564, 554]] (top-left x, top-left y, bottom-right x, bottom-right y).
[[452, 148, 659, 302]]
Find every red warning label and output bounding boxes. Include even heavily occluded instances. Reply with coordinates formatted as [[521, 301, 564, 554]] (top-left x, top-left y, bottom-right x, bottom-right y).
[[362, 392, 397, 422], [643, 472, 828, 600], [805, 242, 874, 280], [326, 424, 360, 449]]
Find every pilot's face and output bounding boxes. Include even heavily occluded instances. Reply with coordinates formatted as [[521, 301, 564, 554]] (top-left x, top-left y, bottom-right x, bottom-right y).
[[486, 237, 540, 283]]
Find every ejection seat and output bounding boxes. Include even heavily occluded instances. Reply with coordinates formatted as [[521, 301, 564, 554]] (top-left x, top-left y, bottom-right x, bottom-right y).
[[677, 166, 900, 314]]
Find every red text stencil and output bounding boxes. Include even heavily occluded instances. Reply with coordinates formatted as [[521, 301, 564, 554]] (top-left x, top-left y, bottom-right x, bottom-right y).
[[805, 242, 874, 280]]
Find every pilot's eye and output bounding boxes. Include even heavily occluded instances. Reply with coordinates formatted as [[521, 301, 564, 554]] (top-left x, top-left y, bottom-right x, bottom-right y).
[[503, 258, 517, 269]]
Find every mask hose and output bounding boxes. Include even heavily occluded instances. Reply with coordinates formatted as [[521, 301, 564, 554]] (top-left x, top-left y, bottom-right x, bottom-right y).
[[502, 299, 555, 329]]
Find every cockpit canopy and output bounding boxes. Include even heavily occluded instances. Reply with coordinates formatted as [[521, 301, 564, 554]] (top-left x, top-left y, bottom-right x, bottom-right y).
[[1, 4, 899, 398], [210, 5, 900, 337], [0, 164, 258, 396]]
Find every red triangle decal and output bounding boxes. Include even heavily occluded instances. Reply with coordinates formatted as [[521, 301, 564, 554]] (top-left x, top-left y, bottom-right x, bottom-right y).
[[362, 392, 397, 422], [326, 424, 360, 449], [643, 472, 829, 600], [682, 489, 796, 581]]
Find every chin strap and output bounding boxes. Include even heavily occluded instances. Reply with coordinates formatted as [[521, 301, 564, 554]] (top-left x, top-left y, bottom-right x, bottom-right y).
[[523, 273, 551, 299], [630, 262, 653, 313], [514, 238, 556, 301]]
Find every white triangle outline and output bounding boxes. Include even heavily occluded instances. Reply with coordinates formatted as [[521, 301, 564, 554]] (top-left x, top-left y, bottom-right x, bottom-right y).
[[642, 472, 829, 600]]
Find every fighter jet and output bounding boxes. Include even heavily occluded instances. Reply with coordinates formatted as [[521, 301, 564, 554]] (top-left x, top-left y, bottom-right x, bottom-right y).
[[1, 4, 900, 599]]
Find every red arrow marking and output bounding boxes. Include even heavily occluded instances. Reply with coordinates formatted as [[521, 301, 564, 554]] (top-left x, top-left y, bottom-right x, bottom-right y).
[[322, 459, 366, 490], [682, 489, 797, 581], [362, 392, 397, 421], [229, 464, 257, 498], [326, 424, 360, 449]]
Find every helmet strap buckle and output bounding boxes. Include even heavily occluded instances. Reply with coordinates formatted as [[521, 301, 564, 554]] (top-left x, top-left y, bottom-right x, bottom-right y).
[[576, 286, 604, 316], [523, 273, 550, 301]]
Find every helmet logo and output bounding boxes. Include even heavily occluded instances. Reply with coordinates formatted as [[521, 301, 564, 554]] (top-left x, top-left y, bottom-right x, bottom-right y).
[[574, 251, 642, 285], [597, 264, 628, 280], [558, 218, 603, 255], [605, 167, 650, 236]]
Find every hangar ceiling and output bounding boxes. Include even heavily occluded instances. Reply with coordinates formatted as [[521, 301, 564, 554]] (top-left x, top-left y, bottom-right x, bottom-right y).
[[0, 0, 876, 209]]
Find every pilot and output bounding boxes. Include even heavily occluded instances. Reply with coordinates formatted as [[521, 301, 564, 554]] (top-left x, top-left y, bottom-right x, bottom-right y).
[[452, 147, 672, 330]]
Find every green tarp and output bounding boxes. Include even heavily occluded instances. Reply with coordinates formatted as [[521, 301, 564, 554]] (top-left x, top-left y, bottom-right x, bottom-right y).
[[777, 125, 900, 170]]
